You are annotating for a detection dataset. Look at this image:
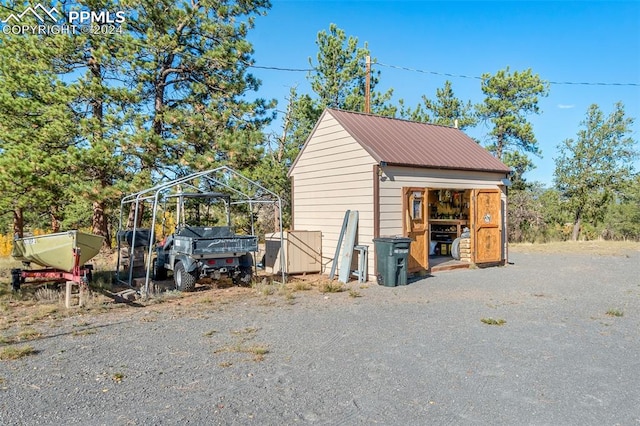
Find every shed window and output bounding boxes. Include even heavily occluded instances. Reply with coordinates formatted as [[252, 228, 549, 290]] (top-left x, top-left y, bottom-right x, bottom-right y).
[[411, 198, 422, 220]]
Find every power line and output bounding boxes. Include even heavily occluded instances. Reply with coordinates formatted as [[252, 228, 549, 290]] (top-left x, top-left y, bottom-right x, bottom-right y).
[[376, 62, 483, 81], [249, 65, 313, 72], [246, 61, 640, 88], [1, 1, 636, 89]]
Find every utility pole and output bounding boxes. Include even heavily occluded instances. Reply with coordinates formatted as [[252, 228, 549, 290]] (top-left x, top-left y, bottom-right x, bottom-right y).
[[365, 55, 371, 114]]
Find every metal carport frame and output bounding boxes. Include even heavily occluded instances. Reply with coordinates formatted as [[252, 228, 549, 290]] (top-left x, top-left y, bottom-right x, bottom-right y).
[[115, 166, 285, 297]]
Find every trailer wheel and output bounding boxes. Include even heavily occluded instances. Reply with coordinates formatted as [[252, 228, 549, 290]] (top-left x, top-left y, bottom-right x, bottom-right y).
[[174, 261, 197, 292], [11, 269, 21, 291]]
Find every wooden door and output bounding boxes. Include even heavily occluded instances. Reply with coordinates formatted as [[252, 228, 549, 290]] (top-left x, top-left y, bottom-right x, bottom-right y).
[[472, 189, 502, 264], [403, 187, 429, 272]]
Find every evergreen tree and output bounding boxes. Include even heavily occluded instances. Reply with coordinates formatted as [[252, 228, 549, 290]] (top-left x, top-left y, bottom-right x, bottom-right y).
[[121, 0, 274, 179], [503, 151, 536, 191], [476, 67, 549, 163], [554, 102, 638, 241], [399, 80, 476, 129], [60, 0, 138, 247], [308, 23, 394, 116], [0, 30, 77, 237]]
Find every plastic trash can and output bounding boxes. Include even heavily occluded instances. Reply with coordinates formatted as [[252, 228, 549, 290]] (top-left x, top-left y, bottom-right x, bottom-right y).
[[373, 237, 411, 287]]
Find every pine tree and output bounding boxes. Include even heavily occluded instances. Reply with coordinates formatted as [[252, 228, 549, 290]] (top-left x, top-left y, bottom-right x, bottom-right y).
[[58, 1, 138, 246], [308, 23, 394, 116], [121, 0, 274, 179], [0, 31, 77, 237], [399, 81, 476, 129], [476, 67, 549, 161]]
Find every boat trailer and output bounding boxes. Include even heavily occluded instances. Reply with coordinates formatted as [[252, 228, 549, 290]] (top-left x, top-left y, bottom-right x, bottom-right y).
[[11, 248, 93, 291]]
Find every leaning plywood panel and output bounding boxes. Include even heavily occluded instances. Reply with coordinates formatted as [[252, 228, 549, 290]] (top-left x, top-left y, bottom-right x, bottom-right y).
[[265, 231, 322, 275]]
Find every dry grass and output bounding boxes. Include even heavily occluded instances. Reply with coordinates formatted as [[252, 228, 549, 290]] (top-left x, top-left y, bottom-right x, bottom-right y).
[[0, 345, 36, 360], [320, 281, 345, 293], [214, 327, 269, 362], [0, 240, 635, 330], [510, 240, 640, 256], [481, 317, 507, 326]]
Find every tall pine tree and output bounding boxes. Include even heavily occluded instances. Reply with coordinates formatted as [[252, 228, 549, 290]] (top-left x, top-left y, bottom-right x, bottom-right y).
[[121, 0, 275, 179], [399, 80, 476, 129], [0, 30, 77, 237]]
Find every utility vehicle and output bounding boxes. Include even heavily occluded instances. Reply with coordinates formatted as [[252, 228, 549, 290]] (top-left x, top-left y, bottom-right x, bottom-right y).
[[153, 192, 257, 291]]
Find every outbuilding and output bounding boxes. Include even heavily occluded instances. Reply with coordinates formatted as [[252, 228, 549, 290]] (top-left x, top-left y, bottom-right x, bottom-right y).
[[288, 108, 512, 280]]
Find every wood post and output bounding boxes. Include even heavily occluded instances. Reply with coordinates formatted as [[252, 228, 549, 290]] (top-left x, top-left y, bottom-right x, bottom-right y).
[[65, 281, 86, 308], [365, 56, 371, 114], [65, 281, 73, 309]]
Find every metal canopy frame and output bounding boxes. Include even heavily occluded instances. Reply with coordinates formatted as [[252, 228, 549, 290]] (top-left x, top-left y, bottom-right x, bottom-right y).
[[116, 166, 285, 296]]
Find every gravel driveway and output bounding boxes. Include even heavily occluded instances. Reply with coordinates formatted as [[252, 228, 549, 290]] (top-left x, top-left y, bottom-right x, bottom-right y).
[[1, 250, 639, 425]]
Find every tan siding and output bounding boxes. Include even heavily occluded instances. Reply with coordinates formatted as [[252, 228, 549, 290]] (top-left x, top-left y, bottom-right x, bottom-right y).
[[294, 179, 371, 192], [291, 113, 376, 278], [381, 166, 506, 188], [295, 194, 372, 204], [378, 166, 507, 238], [292, 164, 375, 182]]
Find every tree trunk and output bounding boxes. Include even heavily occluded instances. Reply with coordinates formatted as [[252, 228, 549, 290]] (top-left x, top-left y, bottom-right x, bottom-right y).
[[50, 207, 61, 233], [92, 201, 111, 249], [13, 207, 24, 238], [88, 54, 111, 250], [571, 210, 582, 241], [126, 202, 145, 229]]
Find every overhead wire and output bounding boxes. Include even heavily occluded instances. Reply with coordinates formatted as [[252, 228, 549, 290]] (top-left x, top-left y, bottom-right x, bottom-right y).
[[1, 2, 637, 88], [248, 61, 640, 87]]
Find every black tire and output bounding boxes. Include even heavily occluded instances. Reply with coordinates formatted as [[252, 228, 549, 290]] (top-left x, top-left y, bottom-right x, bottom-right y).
[[174, 261, 197, 292], [11, 269, 21, 291], [154, 257, 167, 281], [233, 255, 253, 286]]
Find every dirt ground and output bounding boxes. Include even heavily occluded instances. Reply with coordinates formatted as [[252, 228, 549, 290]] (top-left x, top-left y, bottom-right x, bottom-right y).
[[1, 241, 639, 425], [1, 240, 638, 327]]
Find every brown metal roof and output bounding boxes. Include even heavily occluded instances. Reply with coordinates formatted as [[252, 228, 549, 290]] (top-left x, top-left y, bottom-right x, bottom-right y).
[[327, 108, 511, 174]]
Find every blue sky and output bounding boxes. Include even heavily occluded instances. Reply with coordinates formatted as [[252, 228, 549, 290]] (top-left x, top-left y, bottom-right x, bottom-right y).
[[247, 0, 640, 186]]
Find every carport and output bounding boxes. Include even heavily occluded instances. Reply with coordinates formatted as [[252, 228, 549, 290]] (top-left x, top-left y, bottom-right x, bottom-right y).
[[115, 166, 285, 297]]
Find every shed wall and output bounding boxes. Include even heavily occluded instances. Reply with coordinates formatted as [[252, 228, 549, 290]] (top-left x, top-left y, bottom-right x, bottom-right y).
[[378, 166, 508, 237], [290, 115, 376, 276]]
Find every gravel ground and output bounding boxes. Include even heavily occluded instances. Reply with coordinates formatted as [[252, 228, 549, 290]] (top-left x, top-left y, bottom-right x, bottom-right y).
[[1, 250, 639, 425]]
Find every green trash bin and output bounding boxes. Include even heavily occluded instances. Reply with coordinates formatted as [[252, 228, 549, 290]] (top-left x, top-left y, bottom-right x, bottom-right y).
[[373, 237, 411, 287]]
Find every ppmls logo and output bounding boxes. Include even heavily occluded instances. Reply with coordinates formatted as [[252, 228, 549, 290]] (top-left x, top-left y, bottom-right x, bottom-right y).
[[1, 4, 60, 24], [2, 3, 126, 35]]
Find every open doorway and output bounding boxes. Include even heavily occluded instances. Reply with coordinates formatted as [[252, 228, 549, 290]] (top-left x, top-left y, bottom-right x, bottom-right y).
[[403, 187, 503, 274]]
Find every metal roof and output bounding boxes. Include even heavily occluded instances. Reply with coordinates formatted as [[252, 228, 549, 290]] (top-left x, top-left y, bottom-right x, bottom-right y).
[[326, 108, 511, 174]]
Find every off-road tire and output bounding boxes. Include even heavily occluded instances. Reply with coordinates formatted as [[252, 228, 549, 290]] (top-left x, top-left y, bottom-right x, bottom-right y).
[[153, 257, 167, 281], [233, 255, 254, 286], [174, 261, 197, 292]]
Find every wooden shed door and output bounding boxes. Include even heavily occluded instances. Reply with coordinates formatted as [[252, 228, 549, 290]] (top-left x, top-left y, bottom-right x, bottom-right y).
[[472, 189, 502, 264], [403, 187, 429, 272]]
